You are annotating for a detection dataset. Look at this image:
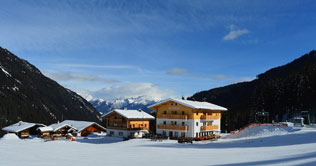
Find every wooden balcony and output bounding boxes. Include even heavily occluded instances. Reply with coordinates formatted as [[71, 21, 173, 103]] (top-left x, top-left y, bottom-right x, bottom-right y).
[[111, 119, 123, 122], [157, 124, 188, 131], [200, 115, 220, 120], [201, 125, 219, 131], [157, 114, 188, 120]]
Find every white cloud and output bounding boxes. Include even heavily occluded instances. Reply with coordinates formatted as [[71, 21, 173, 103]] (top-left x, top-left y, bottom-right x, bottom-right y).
[[212, 74, 230, 80], [57, 64, 137, 70], [236, 77, 255, 83], [91, 82, 174, 101], [223, 25, 249, 40], [167, 68, 188, 75], [44, 72, 118, 83]]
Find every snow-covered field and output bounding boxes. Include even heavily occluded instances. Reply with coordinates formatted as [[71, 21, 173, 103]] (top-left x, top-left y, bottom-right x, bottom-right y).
[[1, 126, 316, 166]]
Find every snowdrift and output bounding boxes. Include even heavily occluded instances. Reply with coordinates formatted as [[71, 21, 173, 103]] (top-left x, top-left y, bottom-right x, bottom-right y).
[[227, 125, 295, 139], [1, 133, 20, 140]]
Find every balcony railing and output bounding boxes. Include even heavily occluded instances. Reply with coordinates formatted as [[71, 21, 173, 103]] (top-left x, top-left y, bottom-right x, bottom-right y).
[[200, 115, 220, 120], [201, 125, 219, 130], [157, 114, 188, 120], [157, 124, 188, 131], [107, 126, 147, 130]]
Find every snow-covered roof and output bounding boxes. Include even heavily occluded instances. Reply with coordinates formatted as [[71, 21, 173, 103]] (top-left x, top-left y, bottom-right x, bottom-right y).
[[49, 123, 76, 132], [58, 120, 106, 132], [104, 109, 155, 119], [148, 98, 228, 111], [2, 121, 45, 133], [37, 126, 53, 132]]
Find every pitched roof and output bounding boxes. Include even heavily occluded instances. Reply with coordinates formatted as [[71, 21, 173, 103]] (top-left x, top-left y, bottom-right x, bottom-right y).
[[60, 120, 106, 132], [2, 121, 45, 133], [37, 126, 53, 132], [49, 123, 76, 132], [148, 98, 228, 111], [104, 109, 155, 119]]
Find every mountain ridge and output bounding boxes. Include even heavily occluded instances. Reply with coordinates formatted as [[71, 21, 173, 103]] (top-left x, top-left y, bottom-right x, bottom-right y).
[[0, 47, 101, 136], [89, 96, 157, 115]]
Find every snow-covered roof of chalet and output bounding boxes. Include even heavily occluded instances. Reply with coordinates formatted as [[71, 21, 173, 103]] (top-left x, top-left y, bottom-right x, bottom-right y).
[[49, 123, 76, 132], [37, 126, 53, 132], [104, 109, 155, 119], [59, 120, 106, 132], [2, 121, 45, 133], [148, 98, 228, 111]]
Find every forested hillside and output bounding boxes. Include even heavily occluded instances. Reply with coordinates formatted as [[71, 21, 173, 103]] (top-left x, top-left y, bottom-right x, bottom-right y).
[[0, 47, 101, 137], [189, 50, 316, 131]]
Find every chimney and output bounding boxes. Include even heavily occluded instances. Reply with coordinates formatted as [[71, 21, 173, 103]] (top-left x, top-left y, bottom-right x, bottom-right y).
[[138, 109, 142, 112], [18, 121, 22, 126]]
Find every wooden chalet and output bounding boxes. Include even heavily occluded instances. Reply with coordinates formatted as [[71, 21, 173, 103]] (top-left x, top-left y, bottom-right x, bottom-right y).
[[2, 121, 45, 138], [103, 109, 155, 138], [59, 120, 106, 137], [49, 123, 76, 137]]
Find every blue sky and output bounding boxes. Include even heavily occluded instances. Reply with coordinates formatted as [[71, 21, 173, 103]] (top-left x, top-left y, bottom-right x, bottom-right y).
[[1, 0, 316, 100]]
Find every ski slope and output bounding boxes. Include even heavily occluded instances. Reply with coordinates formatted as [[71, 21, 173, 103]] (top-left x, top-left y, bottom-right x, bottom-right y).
[[1, 126, 316, 166]]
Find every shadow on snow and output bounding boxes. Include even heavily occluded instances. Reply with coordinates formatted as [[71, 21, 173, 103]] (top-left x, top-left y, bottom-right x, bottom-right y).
[[140, 131, 316, 149], [212, 151, 316, 166]]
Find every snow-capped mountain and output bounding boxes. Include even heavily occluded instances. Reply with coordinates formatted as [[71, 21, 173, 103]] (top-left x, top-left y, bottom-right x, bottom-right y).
[[89, 96, 158, 115]]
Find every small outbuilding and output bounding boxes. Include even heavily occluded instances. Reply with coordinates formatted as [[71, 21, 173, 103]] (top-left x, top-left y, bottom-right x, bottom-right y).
[[37, 126, 53, 138], [2, 121, 45, 138]]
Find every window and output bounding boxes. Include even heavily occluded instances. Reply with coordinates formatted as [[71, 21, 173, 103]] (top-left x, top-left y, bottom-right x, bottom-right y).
[[208, 121, 213, 126], [196, 122, 199, 126], [163, 121, 166, 125], [110, 131, 114, 136], [181, 132, 185, 137], [175, 132, 178, 137], [164, 111, 167, 114], [145, 124, 147, 127], [196, 112, 198, 115], [182, 122, 185, 126], [130, 132, 134, 136], [175, 103, 177, 106], [182, 111, 185, 115], [162, 131, 166, 136], [174, 121, 177, 125], [203, 122, 207, 126], [133, 124, 135, 128], [119, 132, 123, 136], [196, 133, 199, 137], [174, 111, 177, 114]]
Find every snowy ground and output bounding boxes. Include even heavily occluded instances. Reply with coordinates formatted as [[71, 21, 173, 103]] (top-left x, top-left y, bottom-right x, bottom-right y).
[[1, 126, 316, 166]]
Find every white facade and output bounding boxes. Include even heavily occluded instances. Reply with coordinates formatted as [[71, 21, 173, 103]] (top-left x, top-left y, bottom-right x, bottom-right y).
[[106, 129, 149, 138], [156, 118, 221, 138]]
